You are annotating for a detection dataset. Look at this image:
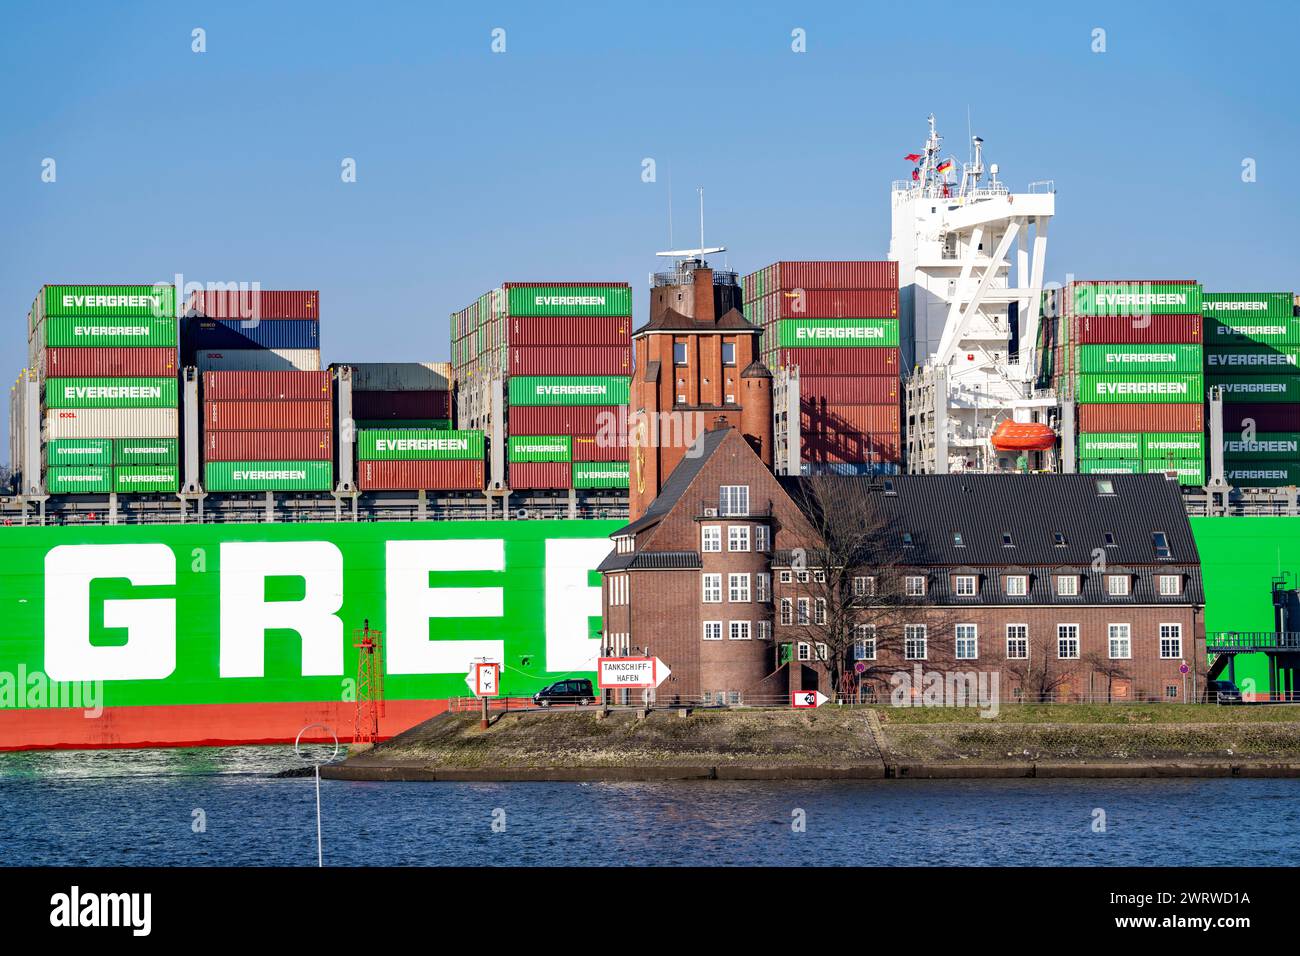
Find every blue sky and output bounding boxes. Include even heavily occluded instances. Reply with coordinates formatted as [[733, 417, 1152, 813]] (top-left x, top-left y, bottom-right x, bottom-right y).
[[1, 0, 1296, 375]]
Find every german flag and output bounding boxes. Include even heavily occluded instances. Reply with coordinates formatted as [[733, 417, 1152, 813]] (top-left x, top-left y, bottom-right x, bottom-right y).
[[936, 159, 954, 174]]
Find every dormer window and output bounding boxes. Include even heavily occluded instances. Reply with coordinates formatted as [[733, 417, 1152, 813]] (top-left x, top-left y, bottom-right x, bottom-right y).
[[954, 574, 978, 596], [1005, 575, 1028, 597], [1056, 574, 1080, 596], [1152, 531, 1171, 559], [1107, 574, 1131, 596]]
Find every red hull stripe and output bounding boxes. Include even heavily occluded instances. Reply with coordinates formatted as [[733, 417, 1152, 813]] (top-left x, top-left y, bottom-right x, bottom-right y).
[[0, 700, 448, 751]]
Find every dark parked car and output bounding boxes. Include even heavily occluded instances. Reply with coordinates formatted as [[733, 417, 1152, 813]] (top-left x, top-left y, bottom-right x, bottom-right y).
[[533, 678, 596, 707], [1206, 680, 1242, 704]]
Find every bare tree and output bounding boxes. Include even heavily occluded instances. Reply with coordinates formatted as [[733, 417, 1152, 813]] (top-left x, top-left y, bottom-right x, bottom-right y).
[[1083, 651, 1133, 703], [1004, 631, 1074, 703], [778, 476, 955, 701]]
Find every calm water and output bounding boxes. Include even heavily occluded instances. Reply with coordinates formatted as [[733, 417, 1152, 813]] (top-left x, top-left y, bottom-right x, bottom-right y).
[[0, 747, 1297, 866]]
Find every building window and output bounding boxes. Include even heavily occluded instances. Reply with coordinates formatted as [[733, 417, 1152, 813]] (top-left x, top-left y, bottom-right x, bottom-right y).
[[905, 625, 928, 660], [955, 624, 978, 660], [1006, 624, 1028, 660], [1158, 574, 1182, 596], [780, 598, 793, 625], [1053, 532, 1068, 547], [902, 532, 914, 547], [797, 642, 811, 662], [815, 643, 829, 662], [1103, 531, 1117, 547], [1160, 623, 1182, 659], [728, 573, 751, 603], [814, 598, 827, 625], [727, 691, 741, 705], [952, 531, 965, 548], [797, 570, 810, 583], [1108, 623, 1132, 659], [701, 525, 721, 553], [1005, 575, 1028, 597], [721, 342, 736, 365], [703, 621, 722, 641], [813, 570, 826, 584], [702, 573, 722, 603], [755, 525, 771, 553], [1152, 531, 1171, 559], [1056, 574, 1079, 596], [954, 575, 977, 596], [729, 621, 752, 641], [673, 342, 688, 365], [853, 625, 877, 660], [608, 574, 628, 606], [905, 576, 926, 597], [1002, 532, 1015, 548], [728, 525, 751, 552], [1107, 575, 1130, 597], [1058, 624, 1080, 659], [780, 570, 792, 584], [853, 576, 876, 597], [756, 621, 772, 641], [756, 573, 771, 603], [719, 485, 749, 516], [1165, 684, 1179, 699], [797, 598, 810, 625]]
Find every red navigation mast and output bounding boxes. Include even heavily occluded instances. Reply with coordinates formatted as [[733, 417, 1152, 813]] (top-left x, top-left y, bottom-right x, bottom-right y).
[[352, 620, 385, 745]]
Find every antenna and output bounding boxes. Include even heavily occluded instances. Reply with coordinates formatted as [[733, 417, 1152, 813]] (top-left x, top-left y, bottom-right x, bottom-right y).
[[667, 168, 673, 249], [698, 186, 705, 257]]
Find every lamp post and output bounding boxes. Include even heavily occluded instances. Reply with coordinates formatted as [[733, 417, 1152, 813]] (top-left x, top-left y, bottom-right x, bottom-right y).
[[294, 723, 340, 867]]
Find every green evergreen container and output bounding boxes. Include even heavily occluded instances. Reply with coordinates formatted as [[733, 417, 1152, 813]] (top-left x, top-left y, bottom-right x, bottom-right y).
[[1143, 458, 1205, 485], [1208, 375, 1300, 403], [1205, 345, 1300, 373], [1076, 373, 1203, 404], [44, 377, 178, 409], [1223, 434, 1300, 460], [573, 460, 630, 489], [1078, 432, 1141, 458], [46, 466, 111, 494], [1071, 282, 1201, 316], [1077, 343, 1203, 374], [776, 318, 900, 348], [38, 315, 178, 348], [1202, 292, 1294, 320], [1206, 315, 1300, 347], [113, 438, 179, 464], [508, 435, 573, 463], [507, 376, 630, 406], [44, 438, 113, 467], [1142, 432, 1205, 458], [1224, 462, 1300, 487], [204, 461, 333, 492], [1078, 458, 1142, 474], [113, 464, 179, 493], [506, 285, 632, 317], [356, 428, 484, 461], [38, 284, 176, 319]]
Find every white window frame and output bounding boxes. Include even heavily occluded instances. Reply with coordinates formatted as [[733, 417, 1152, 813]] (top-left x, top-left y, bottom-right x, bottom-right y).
[[780, 570, 792, 584], [1107, 574, 1130, 597], [729, 620, 752, 641], [1056, 574, 1079, 597], [853, 575, 875, 597], [853, 624, 877, 660], [1108, 623, 1132, 659], [702, 573, 722, 603], [702, 621, 722, 641], [728, 525, 751, 552], [815, 643, 829, 661], [756, 621, 772, 641], [780, 597, 793, 626], [905, 576, 926, 597], [955, 624, 978, 660], [728, 572, 751, 603], [1006, 624, 1029, 660], [814, 598, 827, 626], [1057, 624, 1080, 660], [797, 642, 811, 662], [954, 575, 978, 597], [813, 570, 826, 584], [701, 525, 722, 553], [1159, 623, 1182, 659], [904, 624, 928, 661], [755, 573, 771, 604], [1005, 575, 1028, 597], [719, 485, 750, 517], [754, 525, 771, 553], [797, 597, 810, 625], [1158, 574, 1182, 596]]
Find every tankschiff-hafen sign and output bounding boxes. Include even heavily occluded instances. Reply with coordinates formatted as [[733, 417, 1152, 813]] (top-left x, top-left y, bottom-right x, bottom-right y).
[[0, 520, 619, 710]]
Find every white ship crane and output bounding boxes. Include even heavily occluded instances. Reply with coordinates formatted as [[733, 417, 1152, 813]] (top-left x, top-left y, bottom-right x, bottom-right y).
[[890, 114, 1057, 473]]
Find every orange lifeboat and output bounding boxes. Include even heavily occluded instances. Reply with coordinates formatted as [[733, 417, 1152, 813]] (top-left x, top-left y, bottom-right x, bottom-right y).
[[991, 420, 1056, 452]]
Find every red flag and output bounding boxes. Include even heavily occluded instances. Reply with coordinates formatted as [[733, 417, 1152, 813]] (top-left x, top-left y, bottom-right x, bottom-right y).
[[911, 168, 919, 181], [904, 153, 922, 162]]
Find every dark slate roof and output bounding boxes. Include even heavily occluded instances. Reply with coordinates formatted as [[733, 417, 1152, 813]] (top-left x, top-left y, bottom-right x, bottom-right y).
[[597, 550, 702, 572], [776, 473, 1200, 567], [921, 566, 1203, 606], [633, 307, 759, 335], [741, 360, 771, 379], [611, 428, 731, 537]]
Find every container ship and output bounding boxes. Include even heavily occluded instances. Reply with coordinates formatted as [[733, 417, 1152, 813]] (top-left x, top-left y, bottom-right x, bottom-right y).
[[3, 116, 1298, 750]]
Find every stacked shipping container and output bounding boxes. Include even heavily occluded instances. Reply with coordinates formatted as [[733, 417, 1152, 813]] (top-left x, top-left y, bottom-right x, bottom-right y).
[[32, 285, 180, 493], [1059, 281, 1207, 484], [202, 371, 334, 491], [346, 362, 453, 429], [1203, 292, 1300, 487], [183, 290, 321, 371], [743, 262, 901, 474], [356, 428, 485, 490], [452, 283, 631, 490]]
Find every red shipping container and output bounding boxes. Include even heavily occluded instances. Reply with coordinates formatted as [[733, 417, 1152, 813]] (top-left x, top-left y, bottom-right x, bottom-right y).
[[770, 261, 897, 292], [204, 400, 331, 431], [508, 462, 572, 490], [571, 435, 628, 461], [1070, 314, 1202, 345], [186, 290, 319, 320], [752, 289, 898, 319], [508, 346, 632, 376], [357, 460, 484, 491], [1077, 403, 1204, 433], [351, 390, 451, 420], [1223, 404, 1300, 433], [801, 404, 901, 435], [800, 375, 898, 405], [802, 431, 902, 464], [508, 316, 631, 347], [44, 347, 176, 377], [205, 429, 332, 461], [202, 370, 332, 401], [508, 405, 625, 437], [776, 347, 899, 376]]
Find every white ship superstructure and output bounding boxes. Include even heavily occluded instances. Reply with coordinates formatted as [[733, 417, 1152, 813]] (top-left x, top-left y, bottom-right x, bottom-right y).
[[891, 115, 1057, 473]]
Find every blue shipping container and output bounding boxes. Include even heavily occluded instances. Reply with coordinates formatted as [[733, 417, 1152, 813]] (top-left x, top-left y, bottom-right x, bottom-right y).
[[182, 318, 320, 351]]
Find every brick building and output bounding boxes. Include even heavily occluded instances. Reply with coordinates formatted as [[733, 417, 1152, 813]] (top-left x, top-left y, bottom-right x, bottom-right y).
[[599, 425, 1205, 705]]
